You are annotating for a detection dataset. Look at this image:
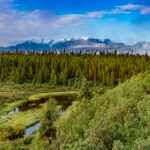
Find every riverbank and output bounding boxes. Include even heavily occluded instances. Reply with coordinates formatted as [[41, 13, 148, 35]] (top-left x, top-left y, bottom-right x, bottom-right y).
[[0, 83, 78, 141]]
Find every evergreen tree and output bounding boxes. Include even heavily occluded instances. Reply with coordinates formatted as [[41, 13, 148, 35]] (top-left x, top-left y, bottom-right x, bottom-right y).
[[39, 98, 59, 143], [78, 78, 93, 99]]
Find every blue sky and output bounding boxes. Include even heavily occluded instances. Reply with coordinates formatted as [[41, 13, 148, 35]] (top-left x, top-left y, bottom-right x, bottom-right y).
[[0, 0, 150, 46]]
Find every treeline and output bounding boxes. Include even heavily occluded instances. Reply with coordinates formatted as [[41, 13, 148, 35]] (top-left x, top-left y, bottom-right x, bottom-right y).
[[0, 51, 150, 86]]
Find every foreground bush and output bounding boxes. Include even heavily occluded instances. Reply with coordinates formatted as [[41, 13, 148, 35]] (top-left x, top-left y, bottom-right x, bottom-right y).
[[54, 72, 150, 149], [8, 125, 25, 140]]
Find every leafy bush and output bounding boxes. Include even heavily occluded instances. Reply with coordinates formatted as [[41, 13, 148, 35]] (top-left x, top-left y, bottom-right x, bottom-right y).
[[0, 141, 16, 150], [8, 125, 25, 140], [54, 72, 150, 149], [23, 135, 33, 145]]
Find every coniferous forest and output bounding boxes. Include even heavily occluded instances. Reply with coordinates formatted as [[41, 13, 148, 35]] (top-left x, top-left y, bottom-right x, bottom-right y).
[[0, 51, 150, 85], [0, 51, 150, 149]]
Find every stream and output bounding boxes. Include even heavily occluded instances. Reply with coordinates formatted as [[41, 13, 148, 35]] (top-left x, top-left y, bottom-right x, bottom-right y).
[[0, 94, 77, 137], [0, 107, 64, 137], [1, 107, 19, 121], [0, 108, 41, 137]]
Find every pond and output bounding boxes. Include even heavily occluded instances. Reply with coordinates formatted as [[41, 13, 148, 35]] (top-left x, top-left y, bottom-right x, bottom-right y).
[[0, 93, 77, 137], [23, 107, 64, 137], [19, 94, 77, 111], [23, 122, 41, 137]]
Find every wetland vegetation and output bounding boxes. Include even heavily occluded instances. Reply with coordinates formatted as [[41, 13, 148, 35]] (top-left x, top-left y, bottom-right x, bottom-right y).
[[0, 51, 150, 149]]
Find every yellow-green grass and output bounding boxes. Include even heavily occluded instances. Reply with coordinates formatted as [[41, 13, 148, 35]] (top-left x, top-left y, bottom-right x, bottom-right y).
[[1, 108, 41, 129], [0, 91, 78, 117], [0, 81, 78, 115], [29, 91, 78, 101], [0, 117, 6, 124], [0, 82, 75, 99], [0, 90, 78, 140], [0, 83, 35, 99], [0, 83, 79, 143], [0, 108, 42, 141], [0, 100, 27, 115]]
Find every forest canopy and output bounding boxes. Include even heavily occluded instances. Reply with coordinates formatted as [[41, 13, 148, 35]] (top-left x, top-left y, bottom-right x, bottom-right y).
[[0, 51, 150, 86]]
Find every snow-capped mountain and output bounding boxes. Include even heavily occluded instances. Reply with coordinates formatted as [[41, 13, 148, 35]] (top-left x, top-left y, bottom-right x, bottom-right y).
[[49, 38, 125, 50], [134, 41, 150, 51], [0, 38, 150, 54]]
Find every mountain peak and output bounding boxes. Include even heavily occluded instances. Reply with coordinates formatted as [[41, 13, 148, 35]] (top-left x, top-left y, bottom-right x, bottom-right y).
[[0, 38, 150, 55], [81, 37, 89, 40]]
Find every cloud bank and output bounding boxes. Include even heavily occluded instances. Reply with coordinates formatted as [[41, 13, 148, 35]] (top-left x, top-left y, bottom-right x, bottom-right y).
[[0, 2, 150, 46], [117, 4, 150, 14]]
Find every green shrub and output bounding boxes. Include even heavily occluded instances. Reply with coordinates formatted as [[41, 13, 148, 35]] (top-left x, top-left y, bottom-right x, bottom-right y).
[[8, 125, 25, 140], [0, 141, 15, 150], [23, 135, 33, 145], [54, 72, 150, 149]]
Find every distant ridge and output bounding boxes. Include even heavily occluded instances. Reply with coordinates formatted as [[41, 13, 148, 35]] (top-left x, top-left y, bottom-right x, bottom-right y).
[[0, 38, 150, 54], [1, 41, 50, 51]]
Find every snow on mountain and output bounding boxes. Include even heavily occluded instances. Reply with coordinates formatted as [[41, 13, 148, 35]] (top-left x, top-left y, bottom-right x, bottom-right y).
[[50, 38, 123, 49], [132, 41, 150, 55], [81, 37, 89, 40], [0, 38, 150, 55], [134, 41, 150, 50]]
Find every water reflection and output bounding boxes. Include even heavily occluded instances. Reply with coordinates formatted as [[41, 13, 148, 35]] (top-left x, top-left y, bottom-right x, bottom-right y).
[[1, 107, 19, 121], [8, 107, 19, 115], [23, 122, 41, 137]]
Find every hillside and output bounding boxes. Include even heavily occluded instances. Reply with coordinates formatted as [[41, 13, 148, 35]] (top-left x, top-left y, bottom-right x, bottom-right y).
[[51, 72, 150, 149]]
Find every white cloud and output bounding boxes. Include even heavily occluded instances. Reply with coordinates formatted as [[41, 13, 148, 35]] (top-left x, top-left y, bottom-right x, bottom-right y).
[[110, 8, 131, 14], [0, 7, 85, 46], [0, 2, 150, 46], [86, 11, 107, 18], [141, 7, 150, 14], [117, 4, 150, 15], [55, 14, 84, 27], [117, 4, 142, 10], [0, 7, 134, 46]]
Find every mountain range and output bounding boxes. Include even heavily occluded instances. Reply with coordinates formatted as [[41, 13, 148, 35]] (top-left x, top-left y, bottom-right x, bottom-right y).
[[0, 38, 150, 54]]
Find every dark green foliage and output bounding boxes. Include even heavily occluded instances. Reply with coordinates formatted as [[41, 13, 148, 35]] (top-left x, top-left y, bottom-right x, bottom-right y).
[[54, 72, 150, 149], [23, 136, 33, 145], [8, 125, 25, 140], [0, 51, 150, 86], [78, 78, 93, 99], [39, 98, 60, 143]]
